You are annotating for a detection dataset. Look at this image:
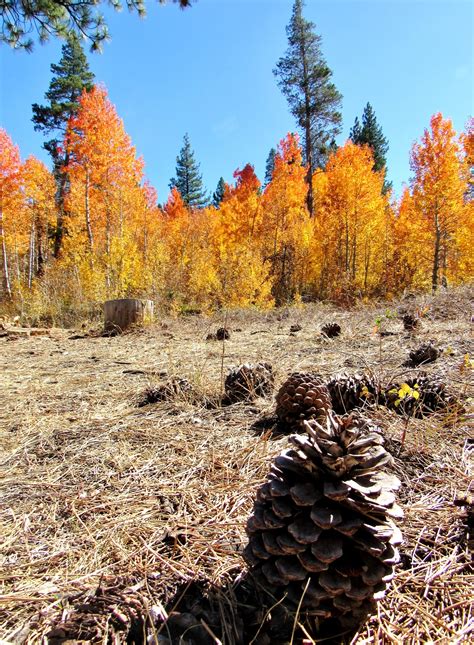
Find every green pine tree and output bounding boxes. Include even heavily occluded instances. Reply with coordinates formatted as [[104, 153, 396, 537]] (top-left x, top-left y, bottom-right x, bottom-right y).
[[32, 32, 95, 257], [1, 1, 191, 51], [264, 147, 276, 186], [350, 103, 392, 193], [169, 134, 208, 208], [274, 0, 342, 214], [212, 177, 226, 208], [349, 116, 362, 143]]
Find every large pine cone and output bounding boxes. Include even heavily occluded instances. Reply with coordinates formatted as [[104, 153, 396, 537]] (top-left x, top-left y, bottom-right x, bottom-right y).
[[276, 372, 332, 428], [385, 372, 455, 417], [225, 363, 274, 402], [326, 372, 381, 415], [243, 413, 403, 636]]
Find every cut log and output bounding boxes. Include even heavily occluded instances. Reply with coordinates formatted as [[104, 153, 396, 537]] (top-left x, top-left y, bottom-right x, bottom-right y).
[[104, 299, 154, 333], [2, 327, 51, 337]]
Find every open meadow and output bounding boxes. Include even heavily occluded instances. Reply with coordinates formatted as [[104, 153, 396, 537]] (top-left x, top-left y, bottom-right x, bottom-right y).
[[1, 287, 473, 644]]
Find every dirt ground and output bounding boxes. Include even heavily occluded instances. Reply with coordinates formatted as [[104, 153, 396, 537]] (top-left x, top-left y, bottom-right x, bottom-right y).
[[1, 287, 473, 643]]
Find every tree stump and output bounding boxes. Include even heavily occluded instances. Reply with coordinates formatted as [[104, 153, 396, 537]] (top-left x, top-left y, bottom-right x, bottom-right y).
[[104, 299, 154, 333]]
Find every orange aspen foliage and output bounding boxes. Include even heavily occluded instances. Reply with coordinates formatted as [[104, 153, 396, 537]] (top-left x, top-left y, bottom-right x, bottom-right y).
[[410, 113, 470, 291], [0, 129, 23, 299], [63, 85, 147, 298], [219, 164, 261, 242], [262, 133, 311, 304], [163, 186, 187, 219], [311, 141, 387, 301]]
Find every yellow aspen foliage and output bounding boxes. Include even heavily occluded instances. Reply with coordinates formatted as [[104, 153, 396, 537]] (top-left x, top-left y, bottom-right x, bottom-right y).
[[161, 187, 192, 308], [311, 141, 387, 301], [1, 101, 473, 321], [410, 113, 470, 291], [133, 181, 167, 299], [390, 187, 431, 291], [21, 157, 56, 289], [261, 133, 311, 304], [456, 118, 474, 281], [213, 164, 273, 309], [160, 188, 218, 312], [461, 117, 474, 199]]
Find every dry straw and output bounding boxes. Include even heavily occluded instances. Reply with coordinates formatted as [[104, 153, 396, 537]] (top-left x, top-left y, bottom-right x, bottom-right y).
[[0, 286, 472, 643]]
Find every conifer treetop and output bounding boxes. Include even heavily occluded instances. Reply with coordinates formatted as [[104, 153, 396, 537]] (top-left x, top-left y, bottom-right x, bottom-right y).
[[32, 33, 95, 160], [212, 177, 226, 208], [273, 0, 342, 213], [264, 147, 276, 186], [350, 102, 391, 193], [169, 133, 208, 209]]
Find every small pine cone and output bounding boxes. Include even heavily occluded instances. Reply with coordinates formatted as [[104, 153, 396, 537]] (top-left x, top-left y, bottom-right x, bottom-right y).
[[408, 342, 440, 366], [137, 378, 192, 407], [321, 323, 341, 338], [402, 313, 419, 331], [326, 373, 381, 415], [276, 372, 332, 428], [385, 372, 453, 417], [225, 363, 274, 402], [243, 413, 403, 636], [216, 327, 230, 340]]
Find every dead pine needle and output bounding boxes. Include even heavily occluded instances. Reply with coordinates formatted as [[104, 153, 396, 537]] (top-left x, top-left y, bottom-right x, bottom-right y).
[[0, 286, 473, 643]]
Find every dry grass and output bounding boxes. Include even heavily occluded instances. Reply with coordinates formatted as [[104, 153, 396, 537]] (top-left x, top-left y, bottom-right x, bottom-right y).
[[0, 286, 473, 644]]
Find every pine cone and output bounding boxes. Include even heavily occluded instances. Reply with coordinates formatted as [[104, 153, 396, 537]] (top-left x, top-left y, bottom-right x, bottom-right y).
[[243, 413, 403, 635], [225, 363, 274, 402], [402, 313, 419, 331], [326, 373, 381, 415], [216, 327, 230, 340], [137, 378, 192, 407], [407, 342, 440, 366], [384, 372, 455, 417], [276, 372, 332, 428], [321, 323, 341, 338], [290, 324, 302, 333]]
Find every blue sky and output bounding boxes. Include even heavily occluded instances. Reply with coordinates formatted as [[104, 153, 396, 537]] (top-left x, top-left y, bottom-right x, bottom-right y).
[[1, 0, 472, 203]]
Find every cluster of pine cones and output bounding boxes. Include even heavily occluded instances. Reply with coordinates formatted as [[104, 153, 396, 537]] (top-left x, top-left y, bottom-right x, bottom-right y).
[[244, 370, 404, 636], [242, 365, 458, 637], [138, 357, 456, 639], [274, 368, 455, 425]]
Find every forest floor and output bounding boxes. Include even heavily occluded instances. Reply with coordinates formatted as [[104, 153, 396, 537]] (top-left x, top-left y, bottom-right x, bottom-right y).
[[0, 286, 473, 644]]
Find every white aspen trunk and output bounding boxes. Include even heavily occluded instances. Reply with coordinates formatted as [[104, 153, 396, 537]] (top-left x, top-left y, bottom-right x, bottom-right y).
[[85, 168, 94, 253], [432, 207, 441, 293], [28, 220, 35, 289], [0, 206, 12, 299]]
